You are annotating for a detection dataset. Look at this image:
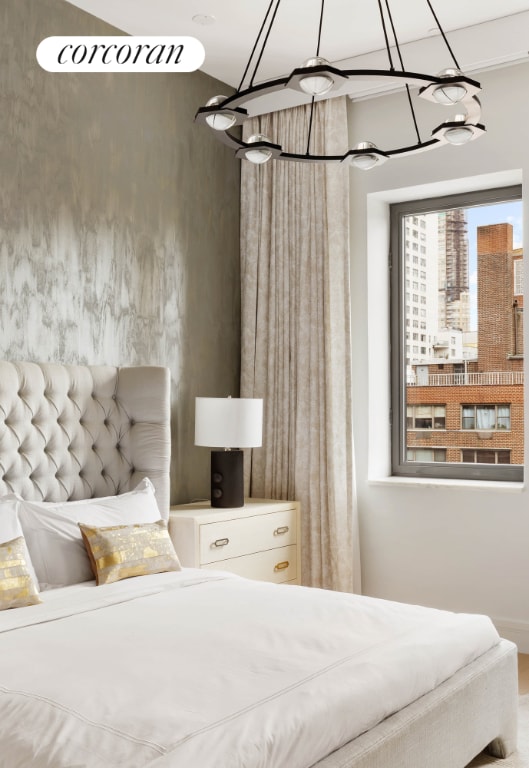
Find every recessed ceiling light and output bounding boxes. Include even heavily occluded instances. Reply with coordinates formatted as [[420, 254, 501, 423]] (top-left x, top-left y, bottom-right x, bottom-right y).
[[192, 14, 216, 26]]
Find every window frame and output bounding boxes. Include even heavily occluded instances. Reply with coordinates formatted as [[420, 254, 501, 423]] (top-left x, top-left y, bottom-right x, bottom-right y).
[[390, 184, 523, 482]]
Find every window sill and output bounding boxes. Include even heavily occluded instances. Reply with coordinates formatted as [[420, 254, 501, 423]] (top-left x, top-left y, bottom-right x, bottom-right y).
[[368, 475, 524, 492]]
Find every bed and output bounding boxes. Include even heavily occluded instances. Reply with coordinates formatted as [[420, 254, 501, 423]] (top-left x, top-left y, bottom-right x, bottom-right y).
[[0, 360, 518, 768]]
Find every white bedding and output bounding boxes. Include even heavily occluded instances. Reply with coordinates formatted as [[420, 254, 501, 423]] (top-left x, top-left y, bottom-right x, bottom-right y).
[[0, 570, 500, 768]]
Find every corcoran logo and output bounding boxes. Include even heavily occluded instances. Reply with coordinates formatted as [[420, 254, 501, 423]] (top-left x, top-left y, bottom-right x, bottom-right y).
[[36, 36, 205, 73]]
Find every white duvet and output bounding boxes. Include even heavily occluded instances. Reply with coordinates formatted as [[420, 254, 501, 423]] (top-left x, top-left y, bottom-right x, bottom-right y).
[[0, 570, 499, 768]]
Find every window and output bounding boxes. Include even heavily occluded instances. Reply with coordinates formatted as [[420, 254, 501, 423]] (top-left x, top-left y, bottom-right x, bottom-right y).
[[514, 259, 524, 296], [391, 185, 523, 482], [461, 405, 510, 431], [407, 405, 446, 429], [407, 448, 446, 462], [461, 449, 511, 464]]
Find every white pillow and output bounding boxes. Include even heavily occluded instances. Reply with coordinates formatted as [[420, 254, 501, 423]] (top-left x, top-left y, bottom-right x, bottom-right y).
[[0, 495, 40, 588], [16, 478, 161, 590]]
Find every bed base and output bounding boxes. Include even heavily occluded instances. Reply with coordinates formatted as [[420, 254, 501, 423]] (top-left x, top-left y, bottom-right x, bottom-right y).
[[314, 638, 517, 768]]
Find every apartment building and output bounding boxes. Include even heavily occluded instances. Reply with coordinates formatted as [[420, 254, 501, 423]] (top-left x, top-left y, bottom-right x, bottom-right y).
[[407, 221, 524, 466]]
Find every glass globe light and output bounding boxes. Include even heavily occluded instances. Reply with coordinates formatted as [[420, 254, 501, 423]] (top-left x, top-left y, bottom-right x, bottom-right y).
[[299, 57, 334, 96], [204, 95, 237, 130], [444, 116, 474, 145], [245, 134, 273, 164], [432, 69, 467, 105], [350, 141, 380, 170]]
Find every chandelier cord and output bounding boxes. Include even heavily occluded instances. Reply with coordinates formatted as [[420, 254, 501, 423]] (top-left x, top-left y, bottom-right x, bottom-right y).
[[316, 0, 325, 57], [306, 97, 316, 155], [237, 0, 278, 92], [425, 0, 461, 70], [237, 0, 275, 92], [383, 0, 422, 145], [248, 0, 283, 88], [377, 0, 395, 70], [404, 85, 422, 145], [304, 0, 326, 156]]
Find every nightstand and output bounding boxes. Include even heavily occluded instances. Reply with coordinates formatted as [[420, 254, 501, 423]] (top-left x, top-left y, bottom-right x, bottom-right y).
[[168, 499, 300, 584]]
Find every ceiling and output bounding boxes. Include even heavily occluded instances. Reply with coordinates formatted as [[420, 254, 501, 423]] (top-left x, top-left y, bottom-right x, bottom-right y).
[[65, 0, 529, 103]]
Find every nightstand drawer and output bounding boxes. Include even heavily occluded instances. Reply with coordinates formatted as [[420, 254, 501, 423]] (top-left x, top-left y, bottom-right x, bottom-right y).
[[199, 508, 297, 565], [202, 545, 298, 583], [169, 499, 300, 584]]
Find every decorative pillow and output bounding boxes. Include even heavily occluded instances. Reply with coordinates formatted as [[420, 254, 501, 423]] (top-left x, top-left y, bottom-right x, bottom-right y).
[[16, 478, 162, 590], [0, 536, 41, 610], [79, 520, 181, 585], [0, 495, 40, 587]]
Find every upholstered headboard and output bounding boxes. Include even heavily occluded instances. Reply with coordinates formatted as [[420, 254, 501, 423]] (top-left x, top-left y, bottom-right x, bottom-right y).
[[0, 362, 171, 518]]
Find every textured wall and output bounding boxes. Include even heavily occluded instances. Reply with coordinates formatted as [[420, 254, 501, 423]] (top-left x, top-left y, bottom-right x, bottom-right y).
[[0, 0, 241, 503]]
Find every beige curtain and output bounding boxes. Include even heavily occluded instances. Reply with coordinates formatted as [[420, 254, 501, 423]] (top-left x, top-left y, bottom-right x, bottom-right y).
[[240, 97, 360, 593]]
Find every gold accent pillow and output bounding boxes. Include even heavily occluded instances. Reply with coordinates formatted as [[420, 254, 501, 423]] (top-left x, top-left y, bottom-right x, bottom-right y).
[[79, 520, 181, 586], [0, 536, 41, 610]]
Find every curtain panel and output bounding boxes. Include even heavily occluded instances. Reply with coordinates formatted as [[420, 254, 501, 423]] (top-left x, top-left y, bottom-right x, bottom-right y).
[[240, 97, 359, 593]]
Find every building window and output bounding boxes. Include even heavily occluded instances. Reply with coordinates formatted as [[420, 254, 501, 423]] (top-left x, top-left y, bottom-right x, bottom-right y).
[[407, 405, 446, 429], [514, 259, 524, 296], [461, 449, 511, 464], [461, 405, 510, 430], [407, 448, 446, 462], [390, 185, 523, 482]]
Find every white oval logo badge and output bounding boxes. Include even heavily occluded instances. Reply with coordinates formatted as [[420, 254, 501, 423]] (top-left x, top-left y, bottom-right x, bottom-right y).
[[36, 36, 205, 73]]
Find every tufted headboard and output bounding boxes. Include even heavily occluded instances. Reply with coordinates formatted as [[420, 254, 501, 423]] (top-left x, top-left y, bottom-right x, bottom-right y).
[[0, 362, 171, 518]]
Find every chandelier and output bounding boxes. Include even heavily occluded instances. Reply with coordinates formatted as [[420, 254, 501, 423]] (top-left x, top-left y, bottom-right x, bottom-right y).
[[195, 0, 485, 169]]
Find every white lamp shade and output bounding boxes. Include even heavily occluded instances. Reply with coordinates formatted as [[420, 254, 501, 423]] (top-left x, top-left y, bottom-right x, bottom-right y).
[[195, 397, 263, 448]]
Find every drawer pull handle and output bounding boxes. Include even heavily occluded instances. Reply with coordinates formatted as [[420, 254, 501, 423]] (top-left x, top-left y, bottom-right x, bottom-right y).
[[212, 538, 229, 548], [274, 560, 290, 572], [274, 526, 289, 536]]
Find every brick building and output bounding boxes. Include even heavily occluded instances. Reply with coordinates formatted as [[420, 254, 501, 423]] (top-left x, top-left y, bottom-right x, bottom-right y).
[[407, 221, 524, 466]]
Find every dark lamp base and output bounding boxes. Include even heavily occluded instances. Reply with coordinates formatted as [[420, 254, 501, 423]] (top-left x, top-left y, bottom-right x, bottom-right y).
[[210, 450, 244, 508]]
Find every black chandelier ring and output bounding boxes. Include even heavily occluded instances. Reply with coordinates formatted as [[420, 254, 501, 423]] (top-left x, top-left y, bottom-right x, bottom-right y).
[[195, 1, 486, 169]]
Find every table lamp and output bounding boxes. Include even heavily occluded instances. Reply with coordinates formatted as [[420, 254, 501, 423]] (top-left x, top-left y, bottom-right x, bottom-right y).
[[195, 396, 263, 508]]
